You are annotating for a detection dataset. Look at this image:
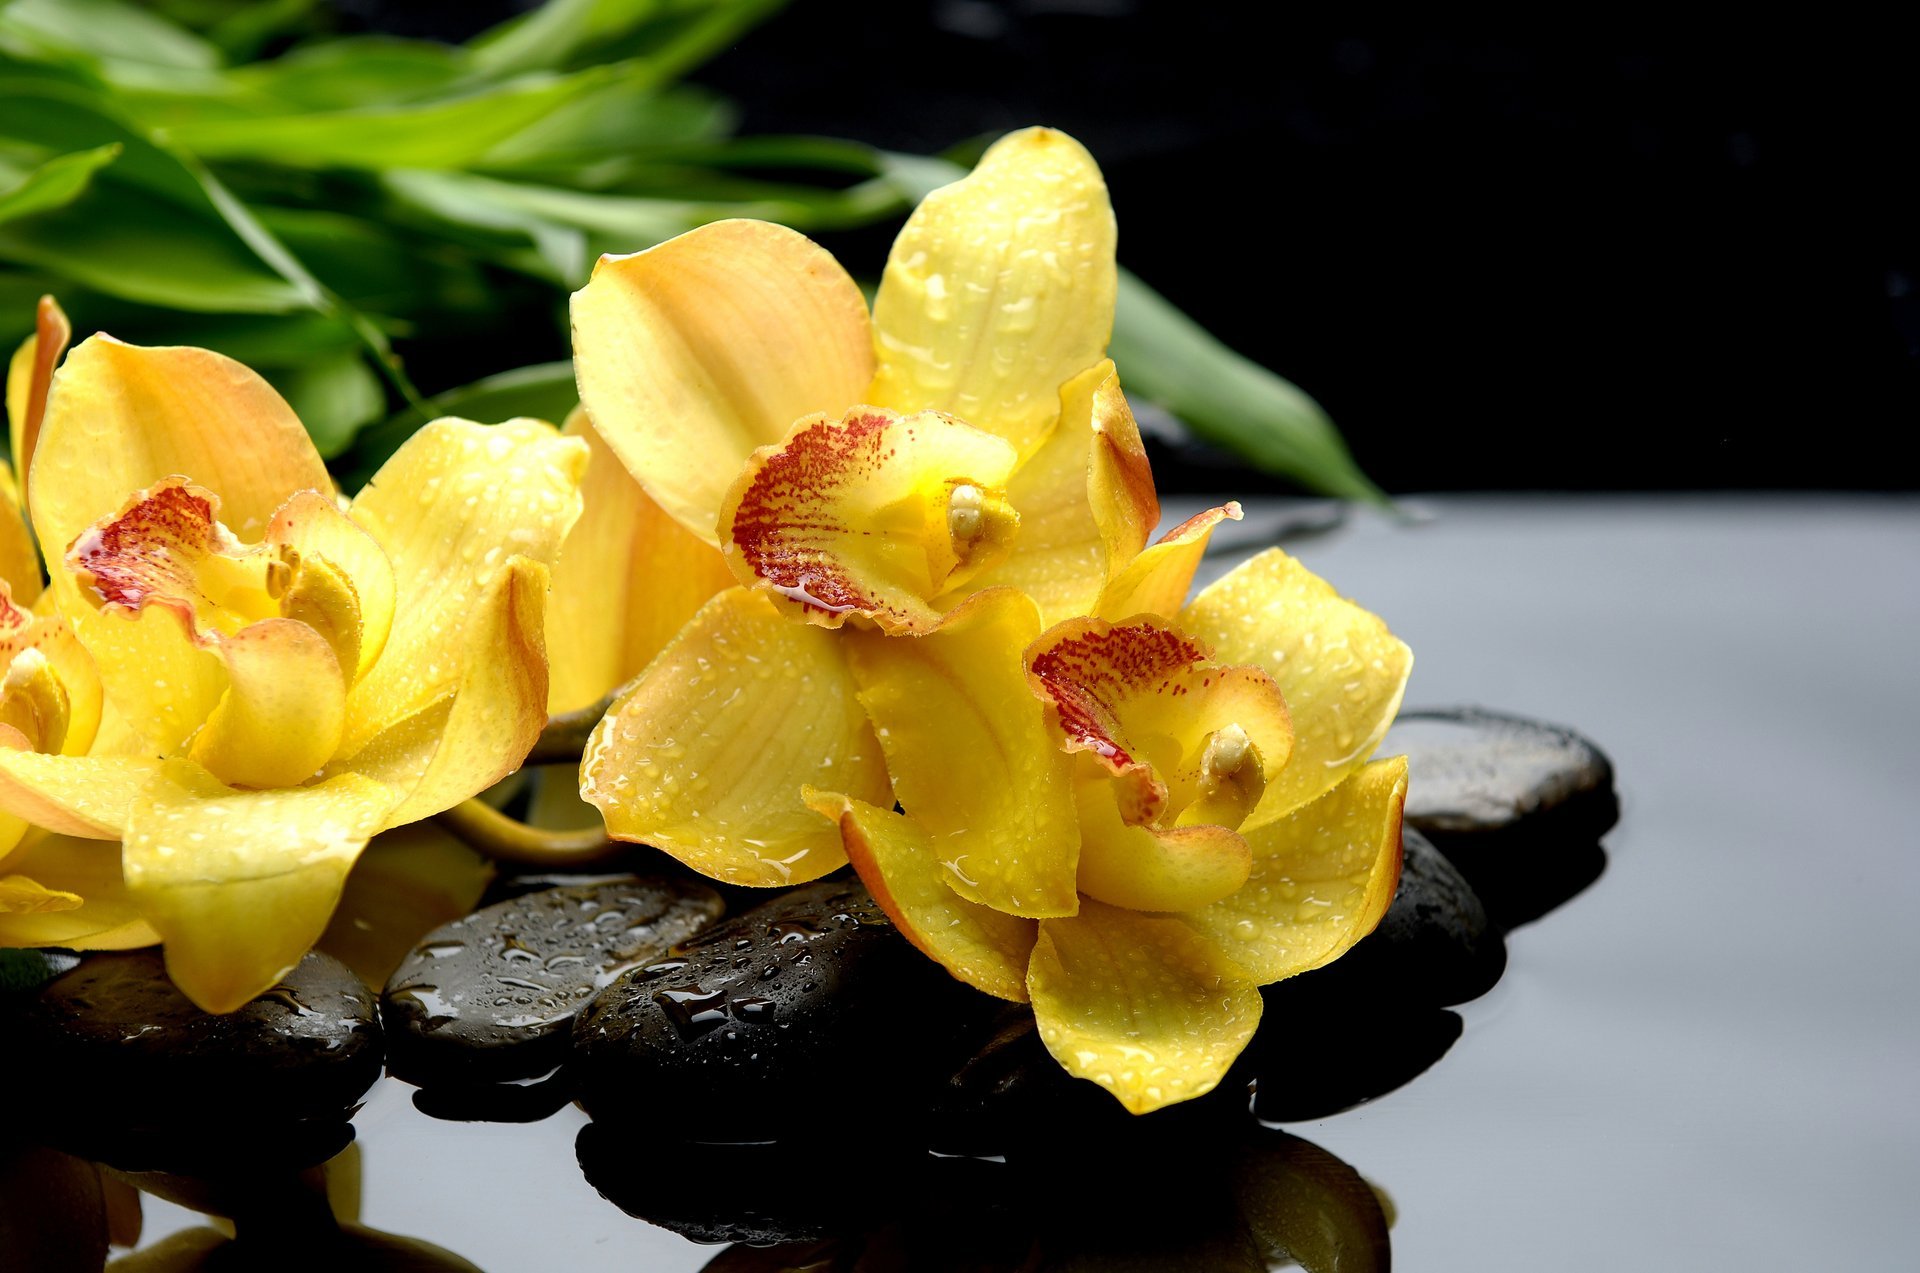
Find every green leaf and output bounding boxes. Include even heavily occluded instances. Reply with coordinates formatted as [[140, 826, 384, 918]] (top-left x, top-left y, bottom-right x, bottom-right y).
[[0, 143, 120, 225], [159, 64, 629, 169], [279, 348, 384, 458], [1111, 269, 1387, 504], [224, 36, 468, 110], [336, 360, 577, 489], [0, 0, 222, 77], [468, 0, 784, 79]]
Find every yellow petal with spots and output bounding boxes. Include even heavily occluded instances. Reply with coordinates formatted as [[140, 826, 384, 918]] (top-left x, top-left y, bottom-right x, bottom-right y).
[[581, 587, 888, 888], [1028, 899, 1263, 1114], [718, 407, 1019, 634], [1180, 756, 1407, 985], [1097, 502, 1242, 623], [6, 294, 71, 530], [844, 587, 1080, 919], [186, 618, 346, 790], [0, 832, 158, 950], [123, 760, 399, 1013], [967, 361, 1158, 626], [869, 127, 1117, 459], [0, 750, 162, 838], [1073, 766, 1252, 913], [547, 409, 733, 714], [571, 219, 876, 543], [344, 417, 585, 750], [806, 788, 1036, 1002], [1180, 549, 1412, 828]]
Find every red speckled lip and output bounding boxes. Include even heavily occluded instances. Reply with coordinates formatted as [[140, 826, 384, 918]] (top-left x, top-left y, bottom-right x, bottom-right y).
[[727, 409, 895, 619], [1025, 617, 1212, 769], [67, 477, 228, 619]]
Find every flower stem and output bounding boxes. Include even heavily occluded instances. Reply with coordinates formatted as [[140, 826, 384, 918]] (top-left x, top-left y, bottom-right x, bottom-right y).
[[433, 798, 622, 866]]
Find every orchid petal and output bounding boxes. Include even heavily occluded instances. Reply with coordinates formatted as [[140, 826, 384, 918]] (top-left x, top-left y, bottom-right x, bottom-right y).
[[1097, 502, 1243, 623], [0, 750, 161, 838], [967, 361, 1157, 625], [581, 587, 888, 887], [1073, 766, 1253, 912], [344, 417, 585, 750], [547, 409, 733, 714], [0, 832, 158, 950], [1, 591, 102, 758], [1180, 757, 1407, 984], [718, 407, 1019, 633], [5, 294, 71, 529], [1179, 550, 1412, 827], [1029, 899, 1263, 1114], [123, 760, 399, 1013], [844, 587, 1080, 918], [31, 335, 329, 588], [806, 788, 1036, 1002], [361, 557, 552, 828], [0, 462, 38, 609], [571, 219, 875, 543], [1025, 617, 1293, 830], [186, 618, 346, 790], [869, 127, 1117, 459]]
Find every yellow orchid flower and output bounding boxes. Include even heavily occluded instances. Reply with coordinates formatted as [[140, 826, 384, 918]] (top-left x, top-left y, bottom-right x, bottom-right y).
[[572, 127, 1160, 885], [0, 324, 588, 1012], [808, 540, 1414, 1114]]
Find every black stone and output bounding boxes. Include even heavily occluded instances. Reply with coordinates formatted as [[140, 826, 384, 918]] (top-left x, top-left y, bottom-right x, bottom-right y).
[[0, 950, 379, 1172], [1387, 707, 1617, 927], [382, 875, 724, 1087], [1303, 829, 1506, 1006], [571, 877, 985, 1140], [1250, 979, 1463, 1122], [409, 1069, 577, 1124]]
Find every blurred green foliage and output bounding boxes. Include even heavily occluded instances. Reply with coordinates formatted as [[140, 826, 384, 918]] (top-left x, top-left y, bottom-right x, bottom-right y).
[[0, 0, 1381, 500]]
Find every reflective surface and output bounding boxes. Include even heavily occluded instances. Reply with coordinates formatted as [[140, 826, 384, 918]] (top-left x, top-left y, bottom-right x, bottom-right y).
[[118, 495, 1917, 1270]]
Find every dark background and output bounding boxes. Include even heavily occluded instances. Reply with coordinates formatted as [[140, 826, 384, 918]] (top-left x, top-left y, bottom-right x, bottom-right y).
[[356, 1, 1919, 493]]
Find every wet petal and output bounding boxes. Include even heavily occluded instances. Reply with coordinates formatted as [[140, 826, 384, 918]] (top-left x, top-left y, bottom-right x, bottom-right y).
[[805, 788, 1036, 1002], [966, 361, 1157, 625], [1, 591, 102, 758], [1180, 756, 1407, 984], [1025, 617, 1293, 829], [719, 407, 1019, 633], [31, 335, 329, 593], [869, 127, 1117, 459], [845, 587, 1080, 918], [1073, 767, 1252, 912], [364, 557, 552, 828], [0, 750, 162, 838], [1180, 550, 1412, 827], [123, 760, 399, 1013], [5, 294, 71, 524], [186, 618, 347, 790], [581, 587, 888, 887], [0, 832, 158, 950], [1028, 899, 1263, 1114], [267, 490, 396, 683], [571, 219, 875, 543], [1097, 502, 1242, 623], [548, 409, 734, 714], [344, 417, 585, 747]]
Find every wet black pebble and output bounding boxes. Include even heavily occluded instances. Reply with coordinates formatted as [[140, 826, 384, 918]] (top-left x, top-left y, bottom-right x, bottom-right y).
[[383, 875, 724, 1086], [572, 877, 986, 1140], [1303, 829, 1505, 1006], [0, 950, 379, 1168], [1388, 707, 1617, 926]]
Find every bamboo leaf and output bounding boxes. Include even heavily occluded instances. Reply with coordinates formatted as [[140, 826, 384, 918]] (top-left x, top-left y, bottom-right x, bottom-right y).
[[0, 143, 121, 225]]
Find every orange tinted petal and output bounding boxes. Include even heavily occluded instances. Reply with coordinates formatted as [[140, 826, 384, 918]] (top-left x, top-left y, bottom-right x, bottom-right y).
[[719, 407, 1019, 634], [1028, 899, 1263, 1114], [1097, 502, 1242, 623], [547, 409, 733, 714], [0, 462, 39, 609], [869, 128, 1117, 459], [1180, 757, 1407, 984], [581, 587, 889, 887], [807, 788, 1036, 1002], [844, 587, 1080, 918], [571, 220, 875, 542], [1179, 550, 1412, 827], [5, 294, 71, 521]]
